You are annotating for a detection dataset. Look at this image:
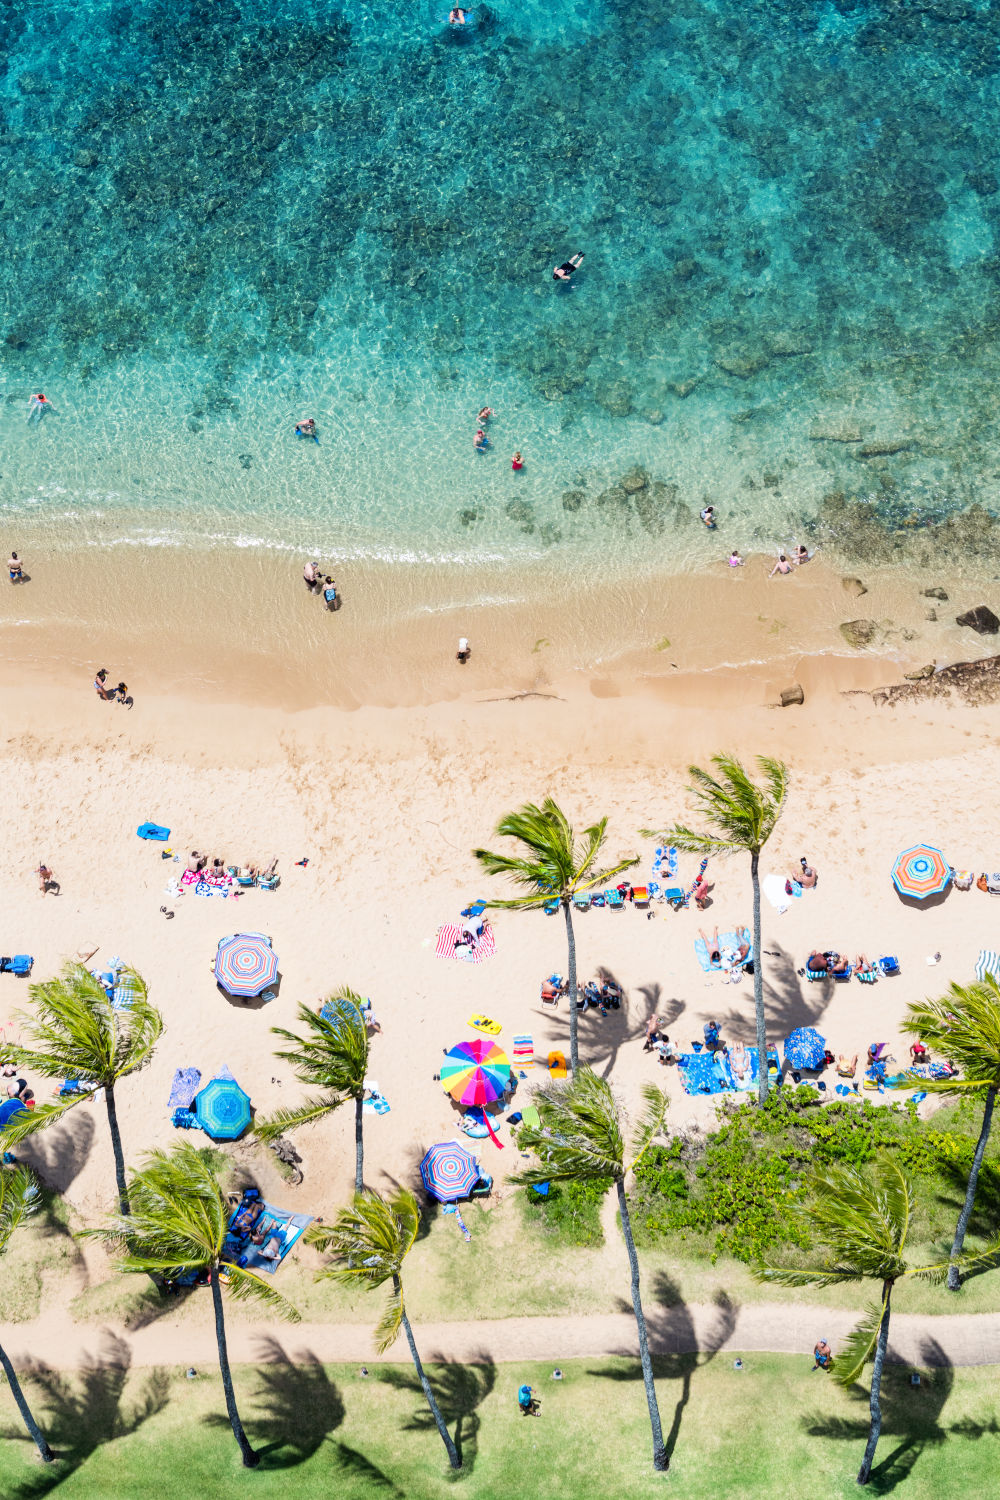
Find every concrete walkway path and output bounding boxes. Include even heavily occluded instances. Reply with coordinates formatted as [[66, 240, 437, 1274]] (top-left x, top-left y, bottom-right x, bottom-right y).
[[2, 1301, 996, 1372]]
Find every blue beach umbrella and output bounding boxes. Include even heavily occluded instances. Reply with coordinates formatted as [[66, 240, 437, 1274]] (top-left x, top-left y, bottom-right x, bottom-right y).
[[214, 933, 278, 996], [195, 1076, 252, 1140], [784, 1027, 826, 1071], [419, 1141, 481, 1203]]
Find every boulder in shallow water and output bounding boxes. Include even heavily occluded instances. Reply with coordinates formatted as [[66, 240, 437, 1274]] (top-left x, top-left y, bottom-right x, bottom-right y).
[[714, 346, 770, 379], [841, 577, 868, 597], [810, 422, 862, 443], [956, 605, 1000, 635], [840, 619, 882, 649], [620, 466, 650, 494], [669, 378, 701, 398], [922, 586, 949, 600], [768, 331, 813, 357], [561, 490, 585, 512], [857, 439, 914, 457]]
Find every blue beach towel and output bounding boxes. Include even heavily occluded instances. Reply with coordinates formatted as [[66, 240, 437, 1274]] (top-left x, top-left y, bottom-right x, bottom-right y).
[[677, 1051, 729, 1095], [694, 930, 752, 973], [168, 1067, 202, 1109], [137, 822, 171, 841]]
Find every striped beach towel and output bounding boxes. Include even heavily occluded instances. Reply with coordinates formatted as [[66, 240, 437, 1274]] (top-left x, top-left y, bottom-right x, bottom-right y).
[[976, 949, 1000, 982], [512, 1034, 534, 1062], [435, 925, 497, 964]]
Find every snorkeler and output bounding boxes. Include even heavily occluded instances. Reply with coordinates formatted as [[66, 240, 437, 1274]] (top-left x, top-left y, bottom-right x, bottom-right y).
[[474, 429, 489, 452], [700, 505, 717, 529], [448, 7, 467, 22], [553, 253, 584, 282], [27, 393, 51, 422], [294, 418, 319, 443]]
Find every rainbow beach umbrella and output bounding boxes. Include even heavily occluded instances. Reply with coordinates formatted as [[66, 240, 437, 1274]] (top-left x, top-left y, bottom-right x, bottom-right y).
[[441, 1038, 510, 1107], [891, 845, 951, 901]]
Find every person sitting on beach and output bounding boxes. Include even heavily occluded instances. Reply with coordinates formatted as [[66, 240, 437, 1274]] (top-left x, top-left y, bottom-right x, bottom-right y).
[[854, 954, 876, 977], [94, 668, 113, 701], [478, 406, 494, 423], [233, 1199, 264, 1235], [910, 1039, 931, 1065], [250, 1229, 283, 1262], [643, 1015, 661, 1052], [540, 977, 563, 1003], [806, 951, 828, 972], [115, 682, 133, 709], [8, 552, 23, 583], [553, 253, 584, 282], [732, 926, 751, 965], [868, 1042, 889, 1065], [473, 428, 489, 452], [700, 505, 716, 529], [303, 560, 322, 593], [187, 851, 206, 873], [728, 549, 743, 567], [831, 954, 851, 976], [699, 927, 722, 967], [797, 857, 818, 889], [0, 1089, 28, 1129], [794, 544, 810, 564], [769, 554, 792, 576], [836, 1053, 858, 1077], [600, 977, 623, 1009], [703, 1019, 722, 1052], [512, 451, 524, 471]]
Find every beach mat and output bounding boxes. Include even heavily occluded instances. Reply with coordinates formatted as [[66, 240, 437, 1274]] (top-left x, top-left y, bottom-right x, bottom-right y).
[[677, 1050, 733, 1095], [468, 1015, 501, 1034], [435, 924, 496, 964], [168, 1067, 201, 1109], [547, 1050, 567, 1079]]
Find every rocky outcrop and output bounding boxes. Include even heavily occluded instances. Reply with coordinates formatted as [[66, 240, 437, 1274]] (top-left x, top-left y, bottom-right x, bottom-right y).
[[810, 423, 862, 443], [714, 347, 770, 379], [861, 655, 1000, 708], [839, 619, 883, 649], [922, 586, 949, 600], [857, 439, 915, 457], [956, 605, 1000, 634]]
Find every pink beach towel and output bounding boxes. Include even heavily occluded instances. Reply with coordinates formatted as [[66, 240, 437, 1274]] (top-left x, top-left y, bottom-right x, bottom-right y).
[[435, 924, 496, 964], [180, 869, 200, 887]]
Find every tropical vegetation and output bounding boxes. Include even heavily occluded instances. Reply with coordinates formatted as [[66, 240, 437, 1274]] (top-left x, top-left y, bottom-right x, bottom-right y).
[[475, 798, 638, 1073], [0, 1166, 54, 1463]]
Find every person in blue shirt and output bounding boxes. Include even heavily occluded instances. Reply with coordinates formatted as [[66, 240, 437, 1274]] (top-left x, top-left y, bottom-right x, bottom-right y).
[[0, 1091, 27, 1160], [517, 1383, 537, 1414], [322, 577, 339, 611], [703, 1020, 721, 1052]]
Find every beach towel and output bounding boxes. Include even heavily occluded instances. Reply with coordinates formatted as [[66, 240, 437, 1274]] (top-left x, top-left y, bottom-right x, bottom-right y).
[[976, 950, 1000, 983], [111, 979, 137, 1011], [678, 1051, 730, 1095], [762, 874, 791, 914], [468, 1015, 502, 1035], [180, 869, 200, 887], [137, 822, 170, 841], [547, 1050, 567, 1079], [520, 1105, 541, 1130], [435, 924, 496, 964], [652, 846, 678, 879], [512, 1034, 534, 1062], [694, 930, 751, 974], [168, 1067, 202, 1108], [730, 1047, 760, 1092]]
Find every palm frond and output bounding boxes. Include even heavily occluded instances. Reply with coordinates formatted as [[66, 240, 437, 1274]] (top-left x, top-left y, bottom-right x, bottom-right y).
[[833, 1298, 886, 1388], [648, 753, 789, 859], [0, 1096, 81, 1149], [475, 798, 634, 905], [753, 1261, 863, 1289], [373, 1277, 405, 1355], [90, 1141, 230, 1270], [0, 1166, 40, 1255], [8, 962, 162, 1084], [254, 1095, 346, 1143], [309, 1188, 419, 1355], [265, 997, 368, 1137], [627, 1083, 669, 1173], [900, 979, 1000, 1087], [222, 1263, 301, 1321]]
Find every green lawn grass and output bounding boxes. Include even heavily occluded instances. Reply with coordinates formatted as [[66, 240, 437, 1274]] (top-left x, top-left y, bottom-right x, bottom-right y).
[[2, 1354, 998, 1499]]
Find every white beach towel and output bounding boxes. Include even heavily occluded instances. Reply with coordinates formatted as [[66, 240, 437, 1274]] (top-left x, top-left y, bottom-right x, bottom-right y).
[[762, 874, 790, 914]]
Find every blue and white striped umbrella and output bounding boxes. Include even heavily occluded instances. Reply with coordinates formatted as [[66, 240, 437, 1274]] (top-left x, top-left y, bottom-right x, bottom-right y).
[[419, 1141, 481, 1203], [214, 934, 277, 996]]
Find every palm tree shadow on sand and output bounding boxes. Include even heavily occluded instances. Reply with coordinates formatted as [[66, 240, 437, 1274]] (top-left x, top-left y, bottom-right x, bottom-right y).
[[588, 1274, 739, 1464], [1, 1331, 170, 1498], [802, 1336, 999, 1495], [377, 1352, 496, 1472]]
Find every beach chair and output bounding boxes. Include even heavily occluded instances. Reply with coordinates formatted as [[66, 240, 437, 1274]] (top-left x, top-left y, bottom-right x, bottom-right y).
[[235, 872, 256, 887], [605, 888, 624, 909], [470, 1174, 493, 1198], [3, 956, 33, 977], [856, 965, 878, 984], [461, 900, 487, 918], [258, 874, 280, 891], [572, 892, 591, 912], [878, 956, 900, 977], [631, 886, 649, 909], [805, 965, 827, 982], [663, 887, 685, 909], [543, 898, 560, 915], [647, 881, 662, 902], [833, 966, 853, 983], [590, 892, 606, 908]]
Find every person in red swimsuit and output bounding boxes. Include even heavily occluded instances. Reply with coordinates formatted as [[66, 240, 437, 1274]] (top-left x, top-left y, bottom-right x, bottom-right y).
[[512, 451, 523, 470]]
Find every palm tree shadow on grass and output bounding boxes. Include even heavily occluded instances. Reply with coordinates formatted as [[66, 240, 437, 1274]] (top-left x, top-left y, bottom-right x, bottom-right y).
[[377, 1353, 496, 1472], [591, 1275, 738, 1464], [1, 1332, 170, 1498], [801, 1337, 1000, 1495], [930, 1160, 1000, 1284]]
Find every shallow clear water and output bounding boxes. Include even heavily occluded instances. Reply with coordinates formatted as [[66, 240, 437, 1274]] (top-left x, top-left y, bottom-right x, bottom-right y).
[[3, 0, 1000, 574]]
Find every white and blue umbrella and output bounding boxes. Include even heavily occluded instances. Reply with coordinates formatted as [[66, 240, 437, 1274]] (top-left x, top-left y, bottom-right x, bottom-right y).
[[784, 1027, 826, 1070]]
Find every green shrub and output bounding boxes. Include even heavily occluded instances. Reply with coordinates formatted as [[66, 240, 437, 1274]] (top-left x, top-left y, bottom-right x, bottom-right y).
[[521, 1176, 612, 1248]]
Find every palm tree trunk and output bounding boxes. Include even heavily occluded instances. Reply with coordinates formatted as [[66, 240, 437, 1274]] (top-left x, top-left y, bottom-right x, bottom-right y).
[[398, 1287, 461, 1470], [210, 1269, 259, 1468], [616, 1178, 667, 1470], [0, 1340, 54, 1462], [947, 1084, 996, 1290], [563, 900, 579, 1075], [750, 852, 768, 1105], [104, 1081, 130, 1215], [355, 1092, 365, 1194], [857, 1281, 892, 1486]]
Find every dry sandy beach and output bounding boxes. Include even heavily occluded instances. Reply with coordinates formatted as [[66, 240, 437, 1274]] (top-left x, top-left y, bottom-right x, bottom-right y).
[[2, 600, 1000, 1243]]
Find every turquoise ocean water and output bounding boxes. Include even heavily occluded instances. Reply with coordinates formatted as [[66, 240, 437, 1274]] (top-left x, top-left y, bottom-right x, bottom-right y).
[[3, 0, 1000, 577]]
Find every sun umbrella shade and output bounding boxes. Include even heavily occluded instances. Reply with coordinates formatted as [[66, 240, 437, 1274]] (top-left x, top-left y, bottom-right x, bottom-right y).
[[214, 933, 278, 996], [891, 845, 951, 900], [441, 1038, 511, 1106], [195, 1076, 252, 1139], [784, 1026, 827, 1070], [419, 1141, 481, 1202]]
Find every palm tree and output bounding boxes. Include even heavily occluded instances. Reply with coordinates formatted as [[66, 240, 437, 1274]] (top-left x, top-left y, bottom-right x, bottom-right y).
[[0, 1167, 54, 1463], [1, 963, 162, 1213], [514, 1068, 669, 1470], [898, 976, 1000, 1290], [643, 754, 787, 1103], [255, 992, 370, 1191], [88, 1141, 299, 1468], [308, 1187, 460, 1470], [754, 1160, 997, 1485], [474, 799, 638, 1073]]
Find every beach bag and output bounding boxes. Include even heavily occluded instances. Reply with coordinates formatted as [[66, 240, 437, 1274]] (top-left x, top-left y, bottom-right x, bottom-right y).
[[953, 870, 974, 891]]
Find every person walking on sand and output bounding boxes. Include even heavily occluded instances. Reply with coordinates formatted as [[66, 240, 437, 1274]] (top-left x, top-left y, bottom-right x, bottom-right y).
[[93, 668, 114, 701], [553, 253, 584, 282], [303, 559, 322, 593], [36, 862, 56, 895]]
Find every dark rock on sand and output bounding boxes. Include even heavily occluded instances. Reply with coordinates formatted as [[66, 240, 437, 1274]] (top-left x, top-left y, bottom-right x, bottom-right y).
[[956, 605, 1000, 634], [922, 586, 949, 600], [903, 664, 936, 681], [864, 655, 1000, 708], [840, 619, 882, 649], [780, 684, 804, 707]]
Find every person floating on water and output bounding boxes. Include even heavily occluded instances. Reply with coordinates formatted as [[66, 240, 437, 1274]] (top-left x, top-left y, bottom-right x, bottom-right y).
[[448, 7, 468, 22], [553, 253, 584, 283], [511, 451, 524, 471], [27, 393, 51, 422], [700, 505, 716, 529], [474, 428, 489, 452], [295, 418, 319, 443]]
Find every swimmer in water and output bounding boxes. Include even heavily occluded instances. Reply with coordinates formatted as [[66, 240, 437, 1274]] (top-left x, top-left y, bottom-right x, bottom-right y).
[[478, 406, 494, 423], [794, 543, 810, 564], [474, 429, 489, 452], [512, 451, 524, 471], [553, 253, 584, 282], [448, 7, 467, 22], [294, 418, 319, 443], [27, 393, 51, 422], [700, 505, 716, 529]]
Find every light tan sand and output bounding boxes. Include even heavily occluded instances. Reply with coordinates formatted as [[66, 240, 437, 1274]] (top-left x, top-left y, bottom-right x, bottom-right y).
[[1, 655, 1000, 1242]]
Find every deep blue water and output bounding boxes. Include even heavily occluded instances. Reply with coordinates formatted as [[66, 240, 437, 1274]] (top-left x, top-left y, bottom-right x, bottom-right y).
[[2, 0, 1000, 569]]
